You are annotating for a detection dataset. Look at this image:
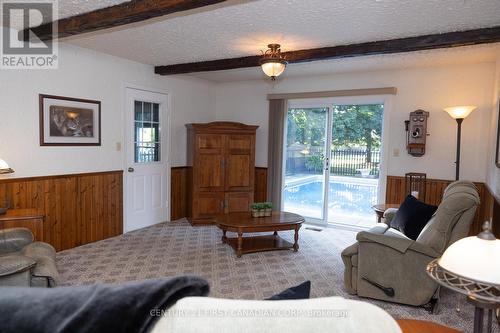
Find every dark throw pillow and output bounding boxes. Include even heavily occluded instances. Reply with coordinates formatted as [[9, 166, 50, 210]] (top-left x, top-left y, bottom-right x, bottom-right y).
[[390, 195, 438, 240], [0, 276, 209, 333], [266, 281, 311, 300]]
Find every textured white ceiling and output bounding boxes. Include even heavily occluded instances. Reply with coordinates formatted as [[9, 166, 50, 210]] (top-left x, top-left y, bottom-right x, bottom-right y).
[[187, 43, 500, 82], [65, 0, 500, 68]]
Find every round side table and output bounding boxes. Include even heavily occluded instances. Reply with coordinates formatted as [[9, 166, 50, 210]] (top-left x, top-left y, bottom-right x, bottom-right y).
[[372, 203, 400, 223]]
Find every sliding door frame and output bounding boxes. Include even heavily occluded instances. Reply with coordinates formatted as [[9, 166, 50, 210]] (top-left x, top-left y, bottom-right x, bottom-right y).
[[283, 95, 393, 227]]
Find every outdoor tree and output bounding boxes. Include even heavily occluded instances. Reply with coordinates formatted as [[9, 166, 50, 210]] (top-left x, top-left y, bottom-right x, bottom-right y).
[[287, 108, 327, 147], [331, 104, 383, 162], [286, 105, 383, 174]]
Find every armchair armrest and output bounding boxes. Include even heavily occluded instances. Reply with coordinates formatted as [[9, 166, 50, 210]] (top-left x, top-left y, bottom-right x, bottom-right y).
[[356, 231, 440, 258], [0, 254, 36, 277], [382, 208, 398, 226], [0, 228, 34, 254]]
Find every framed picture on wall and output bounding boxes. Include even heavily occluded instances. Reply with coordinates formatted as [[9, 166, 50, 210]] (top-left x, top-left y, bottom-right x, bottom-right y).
[[39, 94, 101, 146], [496, 100, 500, 168]]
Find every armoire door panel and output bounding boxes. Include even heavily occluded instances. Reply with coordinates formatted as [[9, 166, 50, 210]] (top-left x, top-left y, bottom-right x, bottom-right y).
[[228, 135, 252, 150], [225, 135, 254, 192], [193, 192, 224, 219], [197, 134, 224, 151], [225, 192, 253, 214], [195, 133, 225, 191], [227, 155, 251, 189], [196, 154, 224, 191]]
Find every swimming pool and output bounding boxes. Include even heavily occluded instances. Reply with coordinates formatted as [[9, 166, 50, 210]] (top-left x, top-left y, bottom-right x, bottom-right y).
[[283, 177, 378, 225]]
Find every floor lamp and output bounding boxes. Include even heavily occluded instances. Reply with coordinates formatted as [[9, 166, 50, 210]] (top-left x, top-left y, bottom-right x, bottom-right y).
[[444, 106, 477, 180]]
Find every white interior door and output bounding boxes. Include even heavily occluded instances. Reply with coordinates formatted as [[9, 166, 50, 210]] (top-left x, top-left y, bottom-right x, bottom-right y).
[[124, 88, 170, 232]]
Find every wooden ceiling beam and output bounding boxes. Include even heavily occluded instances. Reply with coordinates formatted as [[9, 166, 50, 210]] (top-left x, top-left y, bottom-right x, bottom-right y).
[[154, 26, 500, 75], [23, 0, 228, 41]]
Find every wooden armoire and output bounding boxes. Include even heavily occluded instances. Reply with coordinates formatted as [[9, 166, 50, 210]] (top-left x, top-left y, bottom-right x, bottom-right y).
[[186, 122, 258, 225]]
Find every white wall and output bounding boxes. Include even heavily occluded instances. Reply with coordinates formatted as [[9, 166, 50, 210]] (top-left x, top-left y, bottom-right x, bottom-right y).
[[486, 55, 500, 197], [215, 63, 495, 182], [0, 43, 215, 177], [1, 45, 495, 184]]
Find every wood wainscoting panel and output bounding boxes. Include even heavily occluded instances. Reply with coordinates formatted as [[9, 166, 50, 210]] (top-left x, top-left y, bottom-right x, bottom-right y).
[[172, 170, 493, 236], [385, 176, 487, 236], [0, 171, 123, 251]]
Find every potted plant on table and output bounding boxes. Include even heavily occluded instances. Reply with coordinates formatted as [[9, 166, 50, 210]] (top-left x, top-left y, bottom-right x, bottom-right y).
[[250, 202, 273, 217]]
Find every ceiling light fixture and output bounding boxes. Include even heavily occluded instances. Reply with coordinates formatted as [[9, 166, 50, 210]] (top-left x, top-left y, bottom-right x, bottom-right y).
[[260, 44, 287, 80]]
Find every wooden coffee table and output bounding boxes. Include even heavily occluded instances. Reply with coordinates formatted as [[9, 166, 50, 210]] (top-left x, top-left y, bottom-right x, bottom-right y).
[[216, 212, 304, 258]]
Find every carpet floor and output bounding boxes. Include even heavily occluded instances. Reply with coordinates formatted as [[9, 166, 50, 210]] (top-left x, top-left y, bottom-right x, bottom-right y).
[[57, 219, 477, 331]]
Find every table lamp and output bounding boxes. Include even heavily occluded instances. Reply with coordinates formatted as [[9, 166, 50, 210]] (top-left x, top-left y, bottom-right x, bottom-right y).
[[0, 158, 14, 174], [427, 221, 500, 333], [443, 106, 476, 180]]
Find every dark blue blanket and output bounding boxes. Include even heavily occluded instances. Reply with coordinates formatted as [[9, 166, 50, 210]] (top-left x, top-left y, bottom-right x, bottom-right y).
[[0, 276, 209, 333]]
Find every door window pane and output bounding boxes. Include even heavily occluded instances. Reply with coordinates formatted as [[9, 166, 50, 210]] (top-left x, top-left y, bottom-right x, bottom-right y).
[[143, 102, 152, 122], [153, 123, 160, 142], [134, 101, 161, 163], [153, 104, 159, 122], [134, 101, 142, 121], [134, 121, 142, 142]]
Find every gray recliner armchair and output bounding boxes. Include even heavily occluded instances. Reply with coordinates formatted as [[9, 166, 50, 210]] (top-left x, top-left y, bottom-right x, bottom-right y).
[[0, 227, 59, 287], [341, 180, 480, 307]]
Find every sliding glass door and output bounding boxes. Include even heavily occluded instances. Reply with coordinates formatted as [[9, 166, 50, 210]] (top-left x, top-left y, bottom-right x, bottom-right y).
[[283, 107, 328, 220], [283, 101, 384, 227]]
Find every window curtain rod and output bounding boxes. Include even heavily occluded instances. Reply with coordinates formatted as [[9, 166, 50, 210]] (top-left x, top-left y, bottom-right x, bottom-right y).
[[267, 87, 397, 100]]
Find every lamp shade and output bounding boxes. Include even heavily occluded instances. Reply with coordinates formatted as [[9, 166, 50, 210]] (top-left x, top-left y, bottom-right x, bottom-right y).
[[0, 158, 14, 174], [260, 61, 286, 79], [438, 235, 500, 284], [443, 106, 477, 119]]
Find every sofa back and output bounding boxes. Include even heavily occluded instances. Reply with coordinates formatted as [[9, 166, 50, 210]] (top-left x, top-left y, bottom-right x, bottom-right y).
[[150, 296, 402, 333], [416, 181, 479, 254]]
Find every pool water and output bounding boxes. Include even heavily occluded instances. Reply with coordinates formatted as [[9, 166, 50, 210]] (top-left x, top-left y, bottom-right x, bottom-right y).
[[283, 179, 378, 225]]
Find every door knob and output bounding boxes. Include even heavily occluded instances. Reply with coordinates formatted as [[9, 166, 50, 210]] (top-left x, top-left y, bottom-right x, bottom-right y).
[[128, 167, 135, 173]]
